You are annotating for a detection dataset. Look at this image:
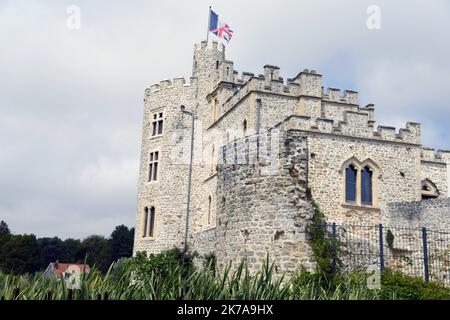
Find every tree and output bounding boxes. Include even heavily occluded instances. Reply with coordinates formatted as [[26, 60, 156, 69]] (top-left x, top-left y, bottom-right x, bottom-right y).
[[0, 234, 41, 274], [63, 238, 82, 263], [0, 220, 11, 248], [109, 225, 135, 262], [78, 235, 111, 273], [0, 221, 135, 275], [38, 237, 67, 270]]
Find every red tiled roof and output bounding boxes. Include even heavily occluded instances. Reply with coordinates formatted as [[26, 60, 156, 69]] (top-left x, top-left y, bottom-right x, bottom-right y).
[[50, 262, 91, 279]]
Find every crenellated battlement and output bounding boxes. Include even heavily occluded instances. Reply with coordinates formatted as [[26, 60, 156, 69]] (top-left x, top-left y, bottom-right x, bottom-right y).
[[145, 77, 198, 97], [421, 148, 450, 163], [323, 87, 359, 105], [194, 40, 226, 52], [216, 75, 303, 116], [135, 42, 449, 274], [274, 113, 421, 145]]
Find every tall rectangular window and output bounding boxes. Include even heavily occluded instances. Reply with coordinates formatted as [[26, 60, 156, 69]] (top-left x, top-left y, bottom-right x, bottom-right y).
[[143, 207, 156, 238], [211, 98, 217, 122], [207, 196, 212, 226], [143, 207, 148, 237], [149, 207, 155, 238], [148, 151, 159, 182], [151, 112, 164, 137], [345, 166, 357, 203], [361, 167, 373, 205]]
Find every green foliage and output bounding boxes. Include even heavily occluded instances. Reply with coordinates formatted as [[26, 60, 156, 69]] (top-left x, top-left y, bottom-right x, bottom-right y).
[[386, 229, 395, 249], [0, 220, 134, 275], [78, 235, 112, 273], [203, 252, 217, 275], [0, 234, 41, 275], [0, 251, 448, 300], [307, 200, 340, 277], [0, 221, 11, 244], [109, 225, 135, 262], [380, 270, 450, 300], [130, 248, 195, 283], [291, 267, 381, 300]]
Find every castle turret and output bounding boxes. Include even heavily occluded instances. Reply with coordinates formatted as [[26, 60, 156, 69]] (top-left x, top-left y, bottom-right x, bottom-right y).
[[192, 41, 225, 80]]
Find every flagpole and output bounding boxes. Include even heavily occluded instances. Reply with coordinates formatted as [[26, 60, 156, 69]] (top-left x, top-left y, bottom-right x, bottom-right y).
[[206, 6, 211, 43]]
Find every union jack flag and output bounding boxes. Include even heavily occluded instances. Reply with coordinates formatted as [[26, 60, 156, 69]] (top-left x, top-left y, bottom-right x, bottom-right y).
[[209, 10, 234, 44]]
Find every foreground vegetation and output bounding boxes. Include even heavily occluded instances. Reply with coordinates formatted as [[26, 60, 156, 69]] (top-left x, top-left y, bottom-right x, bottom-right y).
[[1, 249, 449, 300], [0, 221, 134, 274]]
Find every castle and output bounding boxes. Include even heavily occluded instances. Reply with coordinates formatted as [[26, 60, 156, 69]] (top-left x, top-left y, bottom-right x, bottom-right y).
[[133, 41, 450, 273]]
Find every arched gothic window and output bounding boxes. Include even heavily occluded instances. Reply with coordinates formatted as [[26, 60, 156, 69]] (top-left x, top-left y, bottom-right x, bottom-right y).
[[345, 165, 357, 203], [343, 158, 380, 207], [361, 167, 373, 205]]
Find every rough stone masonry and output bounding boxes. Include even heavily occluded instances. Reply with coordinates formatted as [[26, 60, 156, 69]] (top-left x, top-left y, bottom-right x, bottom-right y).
[[133, 41, 450, 274]]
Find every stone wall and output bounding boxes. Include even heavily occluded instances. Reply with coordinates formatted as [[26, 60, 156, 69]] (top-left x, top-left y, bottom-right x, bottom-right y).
[[304, 130, 422, 226], [133, 77, 198, 255], [133, 41, 449, 276], [215, 130, 315, 274], [387, 197, 450, 231]]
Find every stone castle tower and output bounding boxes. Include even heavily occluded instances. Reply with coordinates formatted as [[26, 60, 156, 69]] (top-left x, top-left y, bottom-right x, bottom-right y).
[[133, 41, 450, 273]]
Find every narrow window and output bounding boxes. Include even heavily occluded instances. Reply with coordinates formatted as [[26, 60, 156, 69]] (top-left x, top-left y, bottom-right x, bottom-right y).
[[143, 207, 149, 238], [148, 151, 159, 182], [361, 167, 373, 205], [157, 113, 164, 135], [211, 145, 216, 173], [151, 112, 164, 136], [207, 196, 212, 226], [243, 119, 248, 137], [148, 207, 156, 238], [211, 98, 217, 122], [345, 165, 357, 203], [216, 61, 219, 70]]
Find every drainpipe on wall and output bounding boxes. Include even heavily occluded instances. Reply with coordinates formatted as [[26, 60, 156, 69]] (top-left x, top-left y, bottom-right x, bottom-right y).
[[306, 136, 310, 197], [180, 105, 196, 254]]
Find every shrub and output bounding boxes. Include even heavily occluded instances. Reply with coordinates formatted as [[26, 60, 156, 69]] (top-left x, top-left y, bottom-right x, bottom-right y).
[[307, 200, 340, 277], [380, 270, 450, 300], [203, 252, 216, 275], [130, 248, 194, 282]]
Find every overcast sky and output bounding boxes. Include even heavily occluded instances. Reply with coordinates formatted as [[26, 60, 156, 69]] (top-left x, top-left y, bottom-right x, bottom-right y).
[[1, 0, 449, 239]]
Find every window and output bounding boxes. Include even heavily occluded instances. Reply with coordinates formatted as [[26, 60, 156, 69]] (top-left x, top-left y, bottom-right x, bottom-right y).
[[143, 207, 148, 237], [207, 196, 212, 226], [148, 151, 159, 182], [211, 98, 218, 122], [343, 158, 379, 207], [142, 207, 156, 238], [345, 165, 357, 203], [211, 145, 216, 173], [151, 112, 164, 137], [243, 119, 248, 137], [361, 167, 373, 205]]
